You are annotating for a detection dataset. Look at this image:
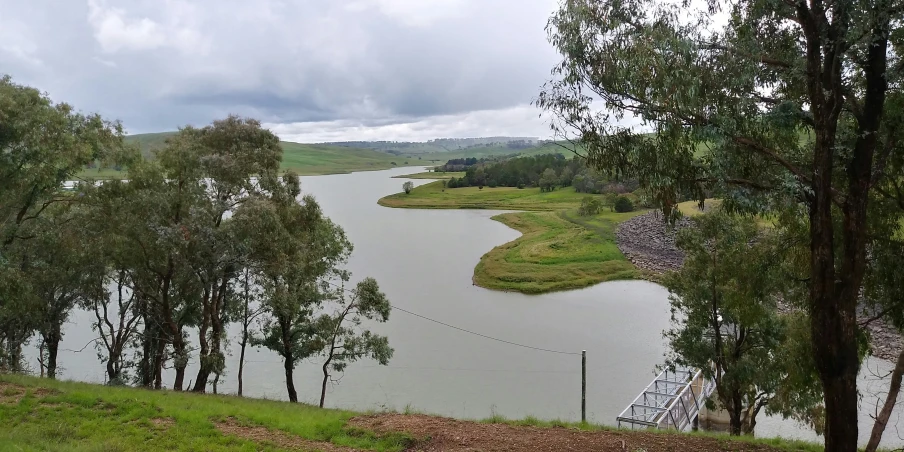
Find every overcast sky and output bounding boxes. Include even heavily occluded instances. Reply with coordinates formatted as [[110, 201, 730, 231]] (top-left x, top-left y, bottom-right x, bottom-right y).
[[0, 0, 563, 142]]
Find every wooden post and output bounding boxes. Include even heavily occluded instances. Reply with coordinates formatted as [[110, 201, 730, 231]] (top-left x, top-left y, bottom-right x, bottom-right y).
[[582, 350, 586, 423]]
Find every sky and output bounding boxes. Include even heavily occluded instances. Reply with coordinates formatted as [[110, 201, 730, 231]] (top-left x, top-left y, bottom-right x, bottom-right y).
[[0, 0, 563, 142]]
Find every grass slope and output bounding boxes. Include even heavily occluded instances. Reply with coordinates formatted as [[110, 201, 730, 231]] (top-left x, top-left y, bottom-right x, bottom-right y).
[[0, 374, 409, 452], [378, 180, 589, 211], [0, 374, 823, 452], [474, 210, 644, 293], [390, 171, 466, 179], [380, 181, 645, 293], [80, 133, 408, 179]]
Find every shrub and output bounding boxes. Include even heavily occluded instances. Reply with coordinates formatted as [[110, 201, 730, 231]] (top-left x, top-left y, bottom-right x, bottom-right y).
[[614, 195, 634, 213]]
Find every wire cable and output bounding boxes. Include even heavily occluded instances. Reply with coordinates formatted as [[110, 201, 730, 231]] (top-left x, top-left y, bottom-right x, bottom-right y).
[[326, 280, 580, 356]]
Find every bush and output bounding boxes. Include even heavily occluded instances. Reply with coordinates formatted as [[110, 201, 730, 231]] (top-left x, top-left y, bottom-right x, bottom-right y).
[[614, 195, 634, 213], [578, 196, 603, 216]]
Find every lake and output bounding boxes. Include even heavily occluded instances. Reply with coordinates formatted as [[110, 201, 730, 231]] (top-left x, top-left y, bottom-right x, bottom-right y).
[[31, 167, 904, 447]]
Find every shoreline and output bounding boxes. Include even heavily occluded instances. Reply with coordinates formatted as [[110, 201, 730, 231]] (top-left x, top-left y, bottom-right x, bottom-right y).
[[616, 211, 903, 361]]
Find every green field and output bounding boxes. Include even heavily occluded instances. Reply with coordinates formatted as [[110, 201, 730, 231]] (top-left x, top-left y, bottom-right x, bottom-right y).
[[378, 180, 591, 211], [0, 374, 822, 452], [474, 210, 645, 293], [379, 181, 648, 293], [79, 133, 410, 179], [0, 374, 410, 452], [390, 171, 465, 179]]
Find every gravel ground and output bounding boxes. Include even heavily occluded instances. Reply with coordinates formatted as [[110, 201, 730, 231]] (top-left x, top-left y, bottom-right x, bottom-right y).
[[616, 211, 903, 361]]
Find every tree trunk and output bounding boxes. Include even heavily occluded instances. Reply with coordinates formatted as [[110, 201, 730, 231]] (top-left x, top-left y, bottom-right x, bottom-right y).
[[865, 347, 904, 452], [728, 392, 742, 436], [320, 361, 330, 408], [45, 331, 59, 380], [284, 353, 297, 403], [238, 335, 247, 397], [106, 359, 118, 384], [153, 336, 165, 390]]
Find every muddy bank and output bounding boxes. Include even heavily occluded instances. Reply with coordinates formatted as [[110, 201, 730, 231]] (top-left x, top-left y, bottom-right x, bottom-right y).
[[616, 211, 902, 361]]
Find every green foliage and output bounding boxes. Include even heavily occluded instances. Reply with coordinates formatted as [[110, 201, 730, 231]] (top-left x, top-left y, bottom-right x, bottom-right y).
[[613, 196, 634, 213], [316, 278, 393, 407], [577, 196, 603, 216], [538, 0, 904, 446], [664, 212, 821, 435], [402, 181, 414, 194]]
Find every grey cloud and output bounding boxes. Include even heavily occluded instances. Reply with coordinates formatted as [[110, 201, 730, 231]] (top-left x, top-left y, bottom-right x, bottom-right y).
[[0, 0, 563, 139]]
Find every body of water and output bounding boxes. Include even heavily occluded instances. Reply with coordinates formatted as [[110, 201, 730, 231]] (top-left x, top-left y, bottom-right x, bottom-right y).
[[27, 167, 904, 447]]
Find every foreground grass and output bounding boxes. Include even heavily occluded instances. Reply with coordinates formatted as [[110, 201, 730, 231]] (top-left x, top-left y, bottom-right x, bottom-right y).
[[0, 374, 410, 452], [474, 210, 645, 293], [390, 171, 466, 179], [378, 180, 590, 211]]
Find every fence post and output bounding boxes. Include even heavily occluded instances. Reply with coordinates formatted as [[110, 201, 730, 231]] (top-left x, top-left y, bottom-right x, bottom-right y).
[[582, 350, 586, 423]]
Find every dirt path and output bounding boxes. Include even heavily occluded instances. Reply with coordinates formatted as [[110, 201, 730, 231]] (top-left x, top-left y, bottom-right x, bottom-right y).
[[349, 414, 800, 452]]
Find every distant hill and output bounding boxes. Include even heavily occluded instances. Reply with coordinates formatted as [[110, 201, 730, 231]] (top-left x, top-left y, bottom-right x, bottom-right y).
[[81, 133, 415, 179], [322, 137, 544, 155]]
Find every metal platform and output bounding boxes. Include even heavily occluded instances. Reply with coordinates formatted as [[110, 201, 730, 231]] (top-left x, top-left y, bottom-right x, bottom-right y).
[[616, 367, 715, 431]]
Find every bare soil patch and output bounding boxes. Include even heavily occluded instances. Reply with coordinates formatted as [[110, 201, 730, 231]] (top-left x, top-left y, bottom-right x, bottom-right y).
[[150, 417, 175, 429], [215, 417, 360, 452], [350, 413, 802, 452]]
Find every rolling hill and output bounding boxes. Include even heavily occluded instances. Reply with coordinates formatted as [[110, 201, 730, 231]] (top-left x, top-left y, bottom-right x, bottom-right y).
[[79, 132, 414, 179]]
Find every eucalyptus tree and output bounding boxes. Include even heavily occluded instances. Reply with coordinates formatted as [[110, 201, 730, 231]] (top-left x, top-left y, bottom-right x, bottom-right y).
[[664, 212, 822, 435], [19, 203, 100, 379], [241, 173, 353, 402], [315, 277, 393, 408], [538, 1, 902, 449], [234, 268, 265, 397], [186, 116, 282, 393], [0, 76, 125, 370]]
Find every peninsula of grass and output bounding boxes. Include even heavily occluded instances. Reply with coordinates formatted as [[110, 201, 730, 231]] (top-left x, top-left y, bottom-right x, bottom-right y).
[[0, 374, 823, 452], [379, 181, 648, 293], [378, 180, 592, 211], [474, 210, 646, 293], [390, 171, 465, 179]]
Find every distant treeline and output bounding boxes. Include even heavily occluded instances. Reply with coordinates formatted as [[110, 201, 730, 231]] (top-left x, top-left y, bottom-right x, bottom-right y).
[[321, 137, 542, 154], [440, 153, 640, 194]]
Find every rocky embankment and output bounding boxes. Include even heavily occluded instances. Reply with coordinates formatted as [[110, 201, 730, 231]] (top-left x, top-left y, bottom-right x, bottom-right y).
[[616, 211, 903, 361], [615, 211, 690, 274]]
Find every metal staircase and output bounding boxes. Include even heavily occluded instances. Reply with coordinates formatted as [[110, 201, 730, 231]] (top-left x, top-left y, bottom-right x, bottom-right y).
[[616, 367, 716, 431]]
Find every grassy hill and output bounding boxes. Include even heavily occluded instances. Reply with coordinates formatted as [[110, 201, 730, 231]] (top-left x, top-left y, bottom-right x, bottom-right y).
[[80, 133, 411, 179], [0, 374, 821, 452]]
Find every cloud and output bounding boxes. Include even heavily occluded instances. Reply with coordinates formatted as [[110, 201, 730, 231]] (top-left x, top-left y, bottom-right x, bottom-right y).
[[0, 0, 564, 140], [86, 0, 208, 55], [266, 104, 553, 142]]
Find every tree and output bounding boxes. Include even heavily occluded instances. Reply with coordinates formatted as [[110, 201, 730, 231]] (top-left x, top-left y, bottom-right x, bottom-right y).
[[234, 268, 265, 397], [559, 167, 574, 187], [403, 181, 414, 194], [539, 168, 558, 192], [577, 196, 603, 216], [315, 278, 393, 408], [538, 2, 901, 449], [22, 204, 98, 379], [664, 212, 819, 435], [0, 76, 125, 371], [613, 196, 634, 213], [246, 174, 352, 402]]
